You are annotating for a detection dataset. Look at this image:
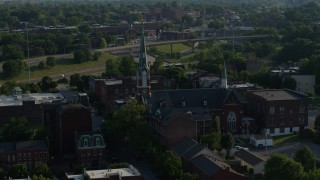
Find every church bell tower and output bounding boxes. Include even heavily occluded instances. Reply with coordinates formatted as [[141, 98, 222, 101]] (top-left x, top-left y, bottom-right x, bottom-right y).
[[136, 25, 151, 96]]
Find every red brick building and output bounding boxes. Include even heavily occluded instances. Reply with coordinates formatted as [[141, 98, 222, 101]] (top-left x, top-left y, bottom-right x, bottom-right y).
[[0, 140, 48, 168], [56, 104, 92, 155], [245, 89, 308, 136], [148, 88, 247, 146], [75, 131, 107, 167]]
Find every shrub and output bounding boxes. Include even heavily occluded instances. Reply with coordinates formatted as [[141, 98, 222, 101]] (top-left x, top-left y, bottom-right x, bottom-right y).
[[300, 128, 314, 138]]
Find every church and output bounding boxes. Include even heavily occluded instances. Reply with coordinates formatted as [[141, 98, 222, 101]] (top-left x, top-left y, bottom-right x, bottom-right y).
[[136, 29, 249, 146]]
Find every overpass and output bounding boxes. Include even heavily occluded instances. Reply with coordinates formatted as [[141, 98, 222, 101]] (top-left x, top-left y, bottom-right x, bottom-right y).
[[102, 34, 273, 54]]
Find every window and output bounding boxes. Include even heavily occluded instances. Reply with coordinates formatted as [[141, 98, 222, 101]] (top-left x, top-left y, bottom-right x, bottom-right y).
[[270, 106, 275, 114], [132, 88, 135, 93], [125, 89, 128, 94], [12, 155, 15, 162], [182, 101, 185, 107], [280, 118, 284, 125], [18, 153, 22, 161], [82, 159, 86, 165], [34, 152, 38, 160], [164, 82, 167, 86], [44, 152, 48, 160], [168, 82, 171, 86], [87, 150, 91, 156], [84, 138, 88, 147], [96, 138, 100, 146], [115, 89, 119, 94], [7, 155, 10, 162], [39, 152, 42, 160], [81, 150, 85, 156], [270, 128, 275, 134], [300, 105, 305, 113], [99, 149, 102, 155], [28, 153, 31, 160], [227, 111, 237, 132], [279, 107, 285, 113], [299, 117, 305, 124], [269, 118, 274, 126], [93, 149, 97, 156], [23, 153, 26, 160], [203, 100, 207, 106]]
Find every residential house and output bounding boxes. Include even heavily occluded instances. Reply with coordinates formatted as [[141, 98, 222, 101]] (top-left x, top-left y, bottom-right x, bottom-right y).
[[75, 131, 107, 167], [234, 149, 266, 174], [0, 140, 48, 168], [246, 89, 308, 136]]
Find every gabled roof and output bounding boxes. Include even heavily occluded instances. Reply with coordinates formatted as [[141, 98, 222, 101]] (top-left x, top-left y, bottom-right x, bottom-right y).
[[234, 149, 264, 166], [190, 154, 225, 176], [171, 137, 198, 156], [16, 140, 47, 150]]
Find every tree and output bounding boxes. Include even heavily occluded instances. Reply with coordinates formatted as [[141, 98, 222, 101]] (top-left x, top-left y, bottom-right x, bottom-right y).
[[119, 56, 136, 76], [74, 50, 85, 63], [69, 73, 81, 87], [180, 173, 196, 180], [282, 77, 297, 90], [100, 38, 107, 48], [264, 154, 305, 180], [314, 115, 320, 131], [46, 56, 56, 68], [159, 150, 183, 180], [2, 60, 26, 77], [294, 146, 316, 171], [221, 132, 235, 150], [268, 75, 282, 89], [201, 132, 221, 150], [8, 164, 28, 179], [105, 59, 121, 78], [305, 169, 320, 180], [38, 61, 46, 69], [33, 162, 49, 177], [40, 76, 57, 92]]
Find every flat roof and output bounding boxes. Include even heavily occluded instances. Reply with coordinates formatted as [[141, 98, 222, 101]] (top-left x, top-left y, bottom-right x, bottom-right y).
[[66, 174, 84, 180], [249, 89, 307, 101], [105, 80, 123, 85], [0, 93, 65, 106], [86, 166, 140, 179]]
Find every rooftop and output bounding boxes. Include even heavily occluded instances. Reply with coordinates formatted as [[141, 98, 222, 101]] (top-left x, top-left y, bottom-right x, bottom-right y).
[[249, 89, 307, 101], [85, 165, 140, 179], [0, 93, 65, 106], [234, 149, 265, 166]]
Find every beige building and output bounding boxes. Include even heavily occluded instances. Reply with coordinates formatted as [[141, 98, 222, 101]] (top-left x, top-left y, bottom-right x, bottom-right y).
[[291, 75, 315, 94]]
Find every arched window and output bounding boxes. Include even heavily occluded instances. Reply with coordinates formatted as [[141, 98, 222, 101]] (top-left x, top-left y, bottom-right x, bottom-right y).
[[142, 71, 147, 87], [228, 111, 237, 132]]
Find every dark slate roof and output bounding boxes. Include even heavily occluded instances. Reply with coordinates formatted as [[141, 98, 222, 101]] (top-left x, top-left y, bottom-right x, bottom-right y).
[[249, 89, 308, 101], [234, 149, 264, 166], [181, 143, 206, 160], [16, 140, 47, 150], [149, 88, 228, 109], [190, 154, 222, 176], [0, 142, 15, 152], [171, 137, 198, 156]]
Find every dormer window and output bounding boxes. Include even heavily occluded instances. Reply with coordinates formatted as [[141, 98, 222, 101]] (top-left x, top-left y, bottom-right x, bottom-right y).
[[182, 101, 186, 107], [96, 138, 100, 146], [84, 138, 88, 147], [203, 100, 207, 106]]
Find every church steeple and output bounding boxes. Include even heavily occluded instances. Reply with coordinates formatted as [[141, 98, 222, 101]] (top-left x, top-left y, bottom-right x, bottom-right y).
[[136, 24, 151, 96], [221, 61, 228, 89]]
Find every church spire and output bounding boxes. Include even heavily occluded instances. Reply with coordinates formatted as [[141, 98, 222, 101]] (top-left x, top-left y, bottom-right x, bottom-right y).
[[138, 25, 148, 70], [221, 61, 228, 89]]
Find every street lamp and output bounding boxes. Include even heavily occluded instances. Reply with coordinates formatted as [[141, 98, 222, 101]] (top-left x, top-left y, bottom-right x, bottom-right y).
[[20, 22, 29, 59]]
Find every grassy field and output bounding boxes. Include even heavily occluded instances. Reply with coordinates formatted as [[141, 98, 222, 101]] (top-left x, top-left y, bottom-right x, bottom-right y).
[[0, 53, 117, 83], [273, 134, 311, 146], [155, 43, 191, 53]]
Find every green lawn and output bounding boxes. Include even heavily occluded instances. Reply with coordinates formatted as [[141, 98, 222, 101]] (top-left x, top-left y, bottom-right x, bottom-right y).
[[0, 53, 117, 83], [155, 43, 191, 53], [273, 134, 311, 146]]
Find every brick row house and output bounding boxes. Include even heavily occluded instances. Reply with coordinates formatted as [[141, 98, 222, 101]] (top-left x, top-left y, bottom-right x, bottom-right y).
[[0, 140, 48, 168], [75, 131, 107, 167], [245, 89, 308, 136]]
